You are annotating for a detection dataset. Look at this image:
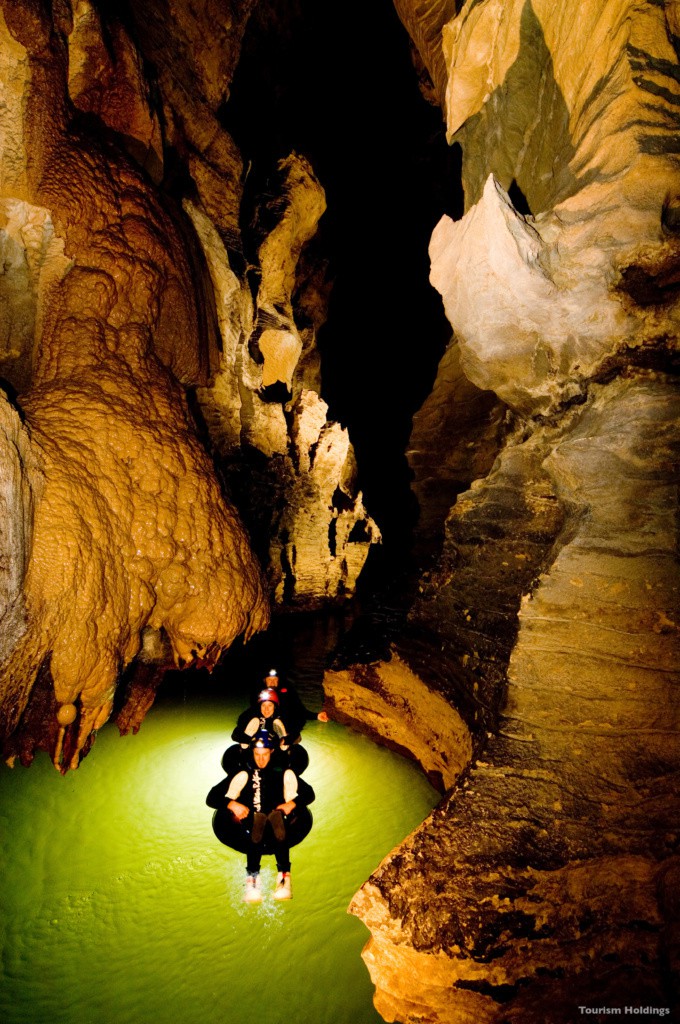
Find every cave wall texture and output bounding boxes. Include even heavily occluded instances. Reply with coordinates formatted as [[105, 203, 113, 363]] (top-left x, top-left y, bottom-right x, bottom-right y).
[[324, 1, 680, 1021], [0, 0, 378, 770], [0, 0, 678, 1021]]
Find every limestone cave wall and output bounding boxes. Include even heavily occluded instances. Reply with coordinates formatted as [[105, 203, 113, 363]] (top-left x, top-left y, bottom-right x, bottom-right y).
[[326, 1, 680, 1021], [0, 0, 378, 769], [1, 0, 678, 1018]]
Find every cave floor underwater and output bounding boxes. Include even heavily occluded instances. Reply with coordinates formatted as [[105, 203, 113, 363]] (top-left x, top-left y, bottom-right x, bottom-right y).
[[0, 688, 437, 1024]]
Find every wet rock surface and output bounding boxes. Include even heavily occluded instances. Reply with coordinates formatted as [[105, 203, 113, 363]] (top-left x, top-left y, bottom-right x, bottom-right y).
[[341, 372, 680, 1023], [0, 0, 270, 768], [335, 2, 680, 1020], [0, 2, 677, 1020], [325, 653, 471, 793], [0, 0, 377, 766]]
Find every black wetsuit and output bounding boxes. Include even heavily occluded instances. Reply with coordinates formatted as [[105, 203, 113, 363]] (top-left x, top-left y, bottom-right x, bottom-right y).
[[225, 762, 298, 874], [251, 682, 318, 737], [207, 767, 316, 863], [231, 705, 294, 748]]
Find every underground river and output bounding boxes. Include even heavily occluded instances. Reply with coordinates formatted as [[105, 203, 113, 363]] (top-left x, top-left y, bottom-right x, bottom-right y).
[[0, 623, 438, 1024]]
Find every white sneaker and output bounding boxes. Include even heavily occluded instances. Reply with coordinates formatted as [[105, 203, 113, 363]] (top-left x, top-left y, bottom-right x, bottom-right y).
[[273, 871, 292, 900], [243, 873, 262, 903]]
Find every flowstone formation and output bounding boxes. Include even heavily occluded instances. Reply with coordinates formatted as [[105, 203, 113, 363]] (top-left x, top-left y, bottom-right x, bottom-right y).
[[327, 1, 680, 1020], [0, 0, 376, 769], [0, 0, 270, 769], [127, 0, 380, 608], [190, 151, 380, 606]]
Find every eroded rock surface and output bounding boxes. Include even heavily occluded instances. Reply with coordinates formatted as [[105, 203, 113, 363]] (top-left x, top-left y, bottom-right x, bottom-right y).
[[340, 2, 680, 1020], [0, 0, 269, 768], [346, 375, 680, 1022], [0, 0, 381, 767], [125, 2, 380, 608], [0, 391, 41, 669], [407, 335, 506, 547], [325, 653, 471, 792], [193, 152, 380, 606]]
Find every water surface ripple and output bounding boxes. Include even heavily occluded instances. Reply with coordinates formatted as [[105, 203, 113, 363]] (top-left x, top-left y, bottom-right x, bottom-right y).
[[0, 697, 437, 1024]]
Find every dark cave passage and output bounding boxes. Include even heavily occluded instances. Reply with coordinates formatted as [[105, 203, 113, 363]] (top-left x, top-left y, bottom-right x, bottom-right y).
[[221, 0, 463, 560]]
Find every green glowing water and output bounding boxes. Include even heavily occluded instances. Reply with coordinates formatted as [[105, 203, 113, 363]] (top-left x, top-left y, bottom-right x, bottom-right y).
[[0, 695, 437, 1024]]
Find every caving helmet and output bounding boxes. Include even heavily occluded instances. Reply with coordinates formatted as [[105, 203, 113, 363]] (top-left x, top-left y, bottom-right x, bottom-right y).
[[257, 687, 279, 705], [253, 730, 275, 750]]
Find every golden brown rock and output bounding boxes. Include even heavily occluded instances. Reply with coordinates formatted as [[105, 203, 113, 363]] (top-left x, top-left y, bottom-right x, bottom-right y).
[[17, 356, 268, 707], [192, 154, 380, 606], [67, 0, 163, 178], [393, 0, 459, 105], [324, 654, 472, 792], [0, 390, 42, 668], [253, 154, 327, 392], [0, 0, 269, 768], [345, 1, 680, 1019], [0, 0, 378, 768], [56, 703, 76, 726], [352, 853, 671, 1024], [442, 0, 680, 214], [125, 0, 254, 244], [0, 198, 71, 392], [350, 377, 680, 1019], [0, 5, 32, 199], [425, 0, 680, 417]]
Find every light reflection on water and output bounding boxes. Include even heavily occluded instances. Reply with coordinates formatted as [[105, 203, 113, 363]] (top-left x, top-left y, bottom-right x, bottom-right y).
[[0, 696, 437, 1024]]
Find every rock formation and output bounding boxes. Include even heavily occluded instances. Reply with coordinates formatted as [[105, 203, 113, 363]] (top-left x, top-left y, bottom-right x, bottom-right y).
[[324, 652, 472, 792], [0, 0, 376, 769], [191, 150, 380, 606], [1, 0, 677, 1017], [407, 335, 506, 547], [0, 0, 270, 769], [327, 1, 680, 1020]]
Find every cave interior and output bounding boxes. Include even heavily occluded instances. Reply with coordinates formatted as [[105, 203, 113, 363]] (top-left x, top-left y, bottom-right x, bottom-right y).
[[0, 0, 679, 1022]]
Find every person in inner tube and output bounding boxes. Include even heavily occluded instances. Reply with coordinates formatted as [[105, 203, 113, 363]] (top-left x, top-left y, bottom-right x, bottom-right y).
[[254, 667, 329, 737], [231, 687, 297, 751], [225, 734, 299, 902]]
